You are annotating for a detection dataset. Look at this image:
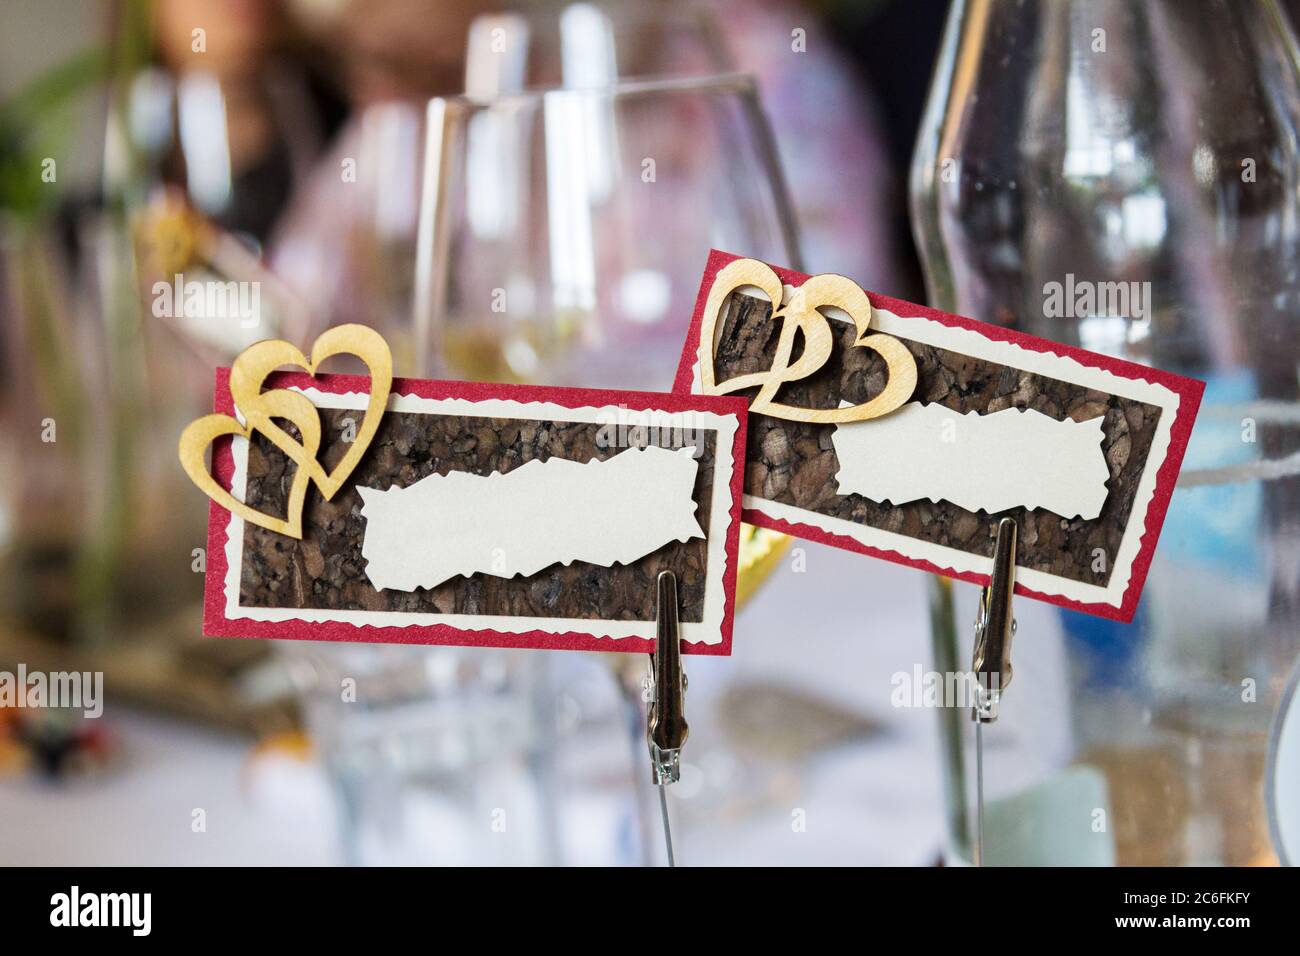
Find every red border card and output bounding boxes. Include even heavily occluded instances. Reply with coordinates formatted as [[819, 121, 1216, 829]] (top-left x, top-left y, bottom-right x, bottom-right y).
[[672, 249, 1205, 623], [203, 370, 749, 654]]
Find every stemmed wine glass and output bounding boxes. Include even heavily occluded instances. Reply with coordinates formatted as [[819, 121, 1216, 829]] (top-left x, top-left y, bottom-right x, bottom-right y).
[[412, 70, 801, 864]]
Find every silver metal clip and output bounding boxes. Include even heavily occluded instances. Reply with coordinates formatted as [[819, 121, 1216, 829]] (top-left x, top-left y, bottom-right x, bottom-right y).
[[972, 517, 1018, 723], [647, 570, 688, 785], [647, 571, 687, 866]]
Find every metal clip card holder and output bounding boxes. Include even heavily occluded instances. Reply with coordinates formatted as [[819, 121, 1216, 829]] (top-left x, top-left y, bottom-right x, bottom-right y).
[[647, 570, 688, 867], [970, 517, 1018, 866]]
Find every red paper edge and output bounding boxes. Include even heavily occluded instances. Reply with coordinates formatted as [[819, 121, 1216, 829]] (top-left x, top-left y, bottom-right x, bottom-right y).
[[671, 249, 1206, 624], [202, 369, 749, 655]]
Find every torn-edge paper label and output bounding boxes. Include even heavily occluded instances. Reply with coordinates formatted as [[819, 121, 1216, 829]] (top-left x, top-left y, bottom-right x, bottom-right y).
[[358, 445, 704, 591], [832, 402, 1110, 519]]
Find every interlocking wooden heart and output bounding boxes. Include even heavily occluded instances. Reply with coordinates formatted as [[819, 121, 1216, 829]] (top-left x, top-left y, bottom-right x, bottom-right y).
[[698, 258, 917, 422], [178, 324, 392, 538]]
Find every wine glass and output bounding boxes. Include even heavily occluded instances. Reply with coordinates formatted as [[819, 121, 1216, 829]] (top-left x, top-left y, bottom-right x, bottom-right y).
[[462, 0, 735, 98], [411, 71, 800, 864]]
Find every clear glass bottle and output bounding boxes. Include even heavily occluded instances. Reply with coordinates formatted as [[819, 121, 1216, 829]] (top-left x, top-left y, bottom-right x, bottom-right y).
[[910, 0, 1300, 865]]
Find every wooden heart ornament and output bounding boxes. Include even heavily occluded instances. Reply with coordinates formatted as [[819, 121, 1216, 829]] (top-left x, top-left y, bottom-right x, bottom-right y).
[[178, 324, 393, 538], [697, 257, 917, 422]]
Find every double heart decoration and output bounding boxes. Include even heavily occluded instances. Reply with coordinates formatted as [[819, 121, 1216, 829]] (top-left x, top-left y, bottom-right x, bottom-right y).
[[697, 257, 917, 422], [178, 324, 392, 539]]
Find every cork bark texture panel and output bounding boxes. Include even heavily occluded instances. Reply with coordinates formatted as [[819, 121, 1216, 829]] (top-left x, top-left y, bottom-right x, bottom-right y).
[[714, 293, 1161, 586], [237, 410, 719, 622]]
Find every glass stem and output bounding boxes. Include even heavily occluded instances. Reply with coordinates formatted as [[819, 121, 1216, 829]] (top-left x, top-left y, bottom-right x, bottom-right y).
[[928, 575, 973, 863]]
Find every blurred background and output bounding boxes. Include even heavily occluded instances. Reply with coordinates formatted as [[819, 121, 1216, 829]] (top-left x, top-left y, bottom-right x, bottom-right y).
[[0, 0, 1296, 865]]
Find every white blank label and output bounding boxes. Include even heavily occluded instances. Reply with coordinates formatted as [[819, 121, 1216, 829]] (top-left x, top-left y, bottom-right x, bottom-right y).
[[832, 402, 1109, 519], [358, 445, 704, 591]]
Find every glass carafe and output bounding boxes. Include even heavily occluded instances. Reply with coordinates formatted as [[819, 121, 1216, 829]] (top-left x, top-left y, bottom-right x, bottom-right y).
[[910, 0, 1300, 865]]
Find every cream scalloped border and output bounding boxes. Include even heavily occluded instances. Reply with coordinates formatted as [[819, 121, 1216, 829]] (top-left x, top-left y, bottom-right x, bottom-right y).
[[694, 289, 1180, 611], [223, 388, 738, 645]]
